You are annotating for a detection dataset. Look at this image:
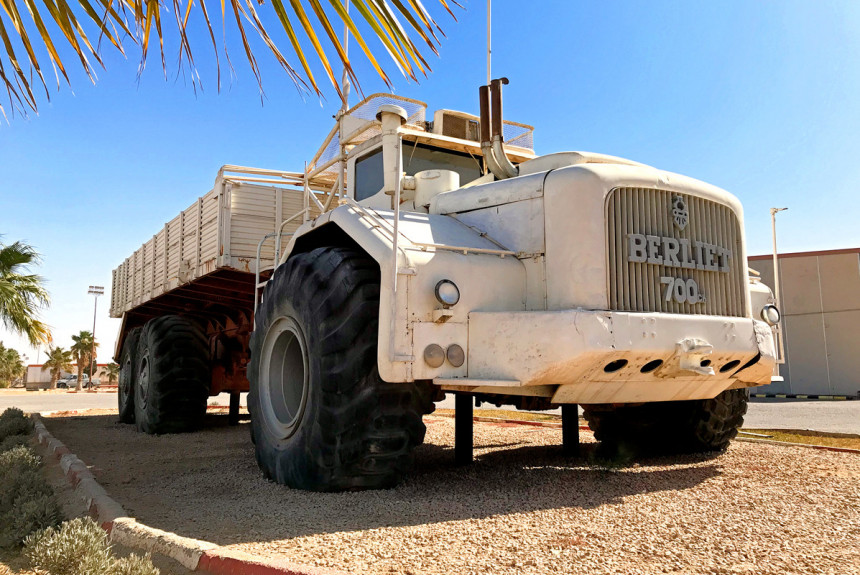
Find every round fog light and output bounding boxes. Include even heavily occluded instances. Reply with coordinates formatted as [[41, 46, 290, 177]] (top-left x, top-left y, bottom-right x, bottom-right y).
[[446, 344, 465, 367], [423, 344, 445, 368], [761, 304, 780, 325], [434, 279, 460, 308]]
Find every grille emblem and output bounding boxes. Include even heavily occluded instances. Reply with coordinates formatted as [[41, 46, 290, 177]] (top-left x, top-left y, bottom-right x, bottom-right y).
[[672, 196, 689, 231]]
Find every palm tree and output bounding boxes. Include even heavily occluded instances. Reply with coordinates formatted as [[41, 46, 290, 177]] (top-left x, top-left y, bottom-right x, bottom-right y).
[[102, 362, 120, 384], [0, 343, 25, 388], [70, 330, 98, 392], [0, 1, 457, 117], [42, 347, 73, 389], [0, 241, 51, 346]]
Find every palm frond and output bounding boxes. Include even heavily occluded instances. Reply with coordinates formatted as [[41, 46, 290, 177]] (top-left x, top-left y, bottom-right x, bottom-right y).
[[0, 0, 459, 116], [0, 240, 50, 346]]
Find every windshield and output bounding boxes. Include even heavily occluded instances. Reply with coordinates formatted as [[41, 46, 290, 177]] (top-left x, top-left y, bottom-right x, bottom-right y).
[[354, 142, 483, 201]]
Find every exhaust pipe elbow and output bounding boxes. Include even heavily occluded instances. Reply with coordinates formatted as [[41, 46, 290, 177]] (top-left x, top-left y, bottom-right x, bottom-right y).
[[492, 136, 518, 179]]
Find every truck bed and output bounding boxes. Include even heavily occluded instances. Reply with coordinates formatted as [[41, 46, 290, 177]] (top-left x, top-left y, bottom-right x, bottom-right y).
[[109, 167, 314, 322]]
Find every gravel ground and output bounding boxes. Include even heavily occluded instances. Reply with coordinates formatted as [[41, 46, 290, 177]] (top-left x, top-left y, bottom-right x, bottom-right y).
[[41, 413, 860, 575]]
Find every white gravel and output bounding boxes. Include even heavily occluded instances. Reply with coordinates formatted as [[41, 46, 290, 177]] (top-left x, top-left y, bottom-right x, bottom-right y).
[[42, 413, 860, 575]]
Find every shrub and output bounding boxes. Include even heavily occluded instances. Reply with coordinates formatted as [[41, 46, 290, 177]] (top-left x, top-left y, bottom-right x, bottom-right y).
[[0, 434, 29, 452], [0, 446, 59, 548], [24, 518, 115, 575], [0, 494, 62, 548], [0, 446, 41, 482], [113, 553, 161, 575], [0, 408, 32, 441], [24, 518, 160, 575], [0, 468, 53, 511]]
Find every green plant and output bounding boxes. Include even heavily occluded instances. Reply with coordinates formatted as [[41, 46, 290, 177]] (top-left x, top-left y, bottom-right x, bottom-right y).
[[0, 241, 50, 346], [0, 494, 62, 548], [0, 446, 60, 548], [24, 518, 160, 575], [42, 347, 73, 389], [23, 518, 115, 575], [112, 553, 160, 575], [0, 343, 26, 387], [0, 408, 33, 441], [71, 331, 98, 391], [0, 434, 29, 452], [0, 1, 454, 116], [0, 445, 40, 478], [102, 362, 120, 384]]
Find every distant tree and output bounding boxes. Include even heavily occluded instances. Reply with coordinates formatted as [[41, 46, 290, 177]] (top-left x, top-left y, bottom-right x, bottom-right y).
[[0, 241, 51, 346], [42, 347, 73, 389], [0, 342, 25, 388], [70, 331, 97, 392], [102, 363, 120, 385]]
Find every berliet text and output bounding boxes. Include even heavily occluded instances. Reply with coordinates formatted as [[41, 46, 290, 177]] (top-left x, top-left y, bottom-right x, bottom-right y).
[[627, 233, 732, 273]]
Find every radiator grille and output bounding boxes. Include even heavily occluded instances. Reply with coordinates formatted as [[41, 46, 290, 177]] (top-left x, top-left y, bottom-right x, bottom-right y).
[[607, 188, 746, 317]]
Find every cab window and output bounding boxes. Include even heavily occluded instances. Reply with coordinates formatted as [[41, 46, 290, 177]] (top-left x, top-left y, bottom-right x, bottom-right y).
[[353, 143, 483, 201]]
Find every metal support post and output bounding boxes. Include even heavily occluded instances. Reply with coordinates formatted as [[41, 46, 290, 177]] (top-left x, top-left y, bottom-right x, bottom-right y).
[[562, 404, 580, 456], [229, 392, 241, 426], [454, 393, 473, 465]]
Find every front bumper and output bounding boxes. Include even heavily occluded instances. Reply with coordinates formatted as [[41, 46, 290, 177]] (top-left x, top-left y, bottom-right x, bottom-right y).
[[447, 310, 776, 404]]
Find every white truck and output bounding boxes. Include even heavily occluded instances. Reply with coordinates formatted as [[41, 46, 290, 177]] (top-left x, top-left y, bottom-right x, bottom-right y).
[[111, 82, 780, 491]]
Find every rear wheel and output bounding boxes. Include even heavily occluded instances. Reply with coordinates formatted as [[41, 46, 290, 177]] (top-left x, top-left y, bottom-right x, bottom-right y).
[[134, 315, 210, 434], [118, 327, 142, 423], [583, 389, 748, 454], [249, 247, 435, 491]]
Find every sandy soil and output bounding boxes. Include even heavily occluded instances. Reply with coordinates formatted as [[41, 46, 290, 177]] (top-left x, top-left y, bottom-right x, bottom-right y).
[[41, 412, 860, 575]]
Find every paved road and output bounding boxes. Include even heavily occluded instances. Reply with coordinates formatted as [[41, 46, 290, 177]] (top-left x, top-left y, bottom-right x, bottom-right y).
[[0, 390, 246, 413], [4, 390, 857, 434], [744, 397, 859, 434]]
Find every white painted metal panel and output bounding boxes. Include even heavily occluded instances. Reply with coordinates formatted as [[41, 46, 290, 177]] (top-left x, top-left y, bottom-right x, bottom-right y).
[[166, 216, 181, 284], [109, 177, 311, 318]]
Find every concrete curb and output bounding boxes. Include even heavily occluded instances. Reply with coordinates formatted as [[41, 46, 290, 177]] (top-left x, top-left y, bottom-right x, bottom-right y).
[[750, 393, 856, 400], [31, 414, 350, 575]]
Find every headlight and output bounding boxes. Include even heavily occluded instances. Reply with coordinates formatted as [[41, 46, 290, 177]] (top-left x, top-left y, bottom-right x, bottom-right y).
[[434, 279, 460, 308], [760, 304, 780, 325]]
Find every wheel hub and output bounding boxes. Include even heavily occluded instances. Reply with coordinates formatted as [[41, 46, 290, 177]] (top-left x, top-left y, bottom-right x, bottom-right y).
[[120, 356, 132, 398], [259, 316, 309, 441], [137, 354, 150, 409]]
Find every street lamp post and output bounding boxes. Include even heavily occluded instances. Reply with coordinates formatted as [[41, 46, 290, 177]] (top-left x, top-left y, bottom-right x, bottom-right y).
[[88, 286, 104, 384], [770, 208, 788, 363]]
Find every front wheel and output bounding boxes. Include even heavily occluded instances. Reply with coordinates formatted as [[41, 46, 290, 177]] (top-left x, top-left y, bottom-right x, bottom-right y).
[[583, 389, 749, 454], [248, 247, 434, 491]]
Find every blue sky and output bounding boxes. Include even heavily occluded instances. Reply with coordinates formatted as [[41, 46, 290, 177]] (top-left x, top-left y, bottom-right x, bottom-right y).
[[2, 0, 859, 362]]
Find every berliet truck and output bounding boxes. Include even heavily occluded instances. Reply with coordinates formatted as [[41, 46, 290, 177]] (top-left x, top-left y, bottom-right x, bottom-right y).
[[110, 81, 781, 491]]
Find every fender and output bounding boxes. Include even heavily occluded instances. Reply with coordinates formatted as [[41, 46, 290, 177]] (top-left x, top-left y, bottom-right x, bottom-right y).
[[277, 203, 526, 383]]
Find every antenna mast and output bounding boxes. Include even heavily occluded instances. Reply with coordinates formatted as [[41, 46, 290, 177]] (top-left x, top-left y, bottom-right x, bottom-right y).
[[339, 0, 350, 199], [487, 0, 491, 85]]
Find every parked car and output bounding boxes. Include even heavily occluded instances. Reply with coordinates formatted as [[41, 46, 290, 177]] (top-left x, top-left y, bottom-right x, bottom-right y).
[[56, 374, 90, 388]]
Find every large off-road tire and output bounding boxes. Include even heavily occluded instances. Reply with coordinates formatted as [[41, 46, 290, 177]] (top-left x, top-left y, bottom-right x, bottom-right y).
[[248, 246, 435, 491], [134, 315, 210, 434], [117, 327, 142, 423], [583, 389, 748, 454]]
